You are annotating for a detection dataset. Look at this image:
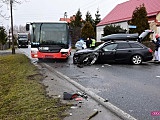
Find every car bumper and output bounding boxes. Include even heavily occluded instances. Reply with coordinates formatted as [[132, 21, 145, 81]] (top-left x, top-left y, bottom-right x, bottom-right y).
[[143, 56, 153, 62]]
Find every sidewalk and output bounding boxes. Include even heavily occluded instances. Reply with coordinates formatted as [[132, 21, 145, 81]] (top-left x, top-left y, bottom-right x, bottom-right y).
[[0, 49, 135, 120]]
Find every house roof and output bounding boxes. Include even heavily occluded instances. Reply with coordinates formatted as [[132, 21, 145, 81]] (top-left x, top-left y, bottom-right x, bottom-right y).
[[97, 0, 160, 26], [59, 18, 71, 23], [59, 15, 76, 23]]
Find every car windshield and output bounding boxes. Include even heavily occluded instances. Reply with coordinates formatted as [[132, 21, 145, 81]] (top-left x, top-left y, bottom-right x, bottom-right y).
[[94, 42, 106, 50], [18, 35, 28, 40]]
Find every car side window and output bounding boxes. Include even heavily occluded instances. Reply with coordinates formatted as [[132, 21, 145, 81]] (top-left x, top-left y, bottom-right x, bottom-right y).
[[129, 43, 143, 48], [117, 43, 131, 49], [102, 44, 118, 51]]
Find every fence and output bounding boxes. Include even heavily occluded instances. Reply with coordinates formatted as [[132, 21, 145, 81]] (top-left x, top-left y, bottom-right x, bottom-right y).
[[0, 42, 10, 50]]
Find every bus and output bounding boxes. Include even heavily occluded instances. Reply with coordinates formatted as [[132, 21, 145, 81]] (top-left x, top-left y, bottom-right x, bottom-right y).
[[26, 21, 71, 60]]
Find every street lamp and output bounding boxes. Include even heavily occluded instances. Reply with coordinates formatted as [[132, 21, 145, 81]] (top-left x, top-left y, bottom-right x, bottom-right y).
[[10, 0, 15, 54]]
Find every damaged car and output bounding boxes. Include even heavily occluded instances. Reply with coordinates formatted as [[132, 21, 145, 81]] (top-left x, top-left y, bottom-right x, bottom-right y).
[[73, 30, 154, 65]]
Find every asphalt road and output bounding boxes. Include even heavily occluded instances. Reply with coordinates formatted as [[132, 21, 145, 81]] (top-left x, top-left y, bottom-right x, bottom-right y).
[[20, 47, 160, 120]]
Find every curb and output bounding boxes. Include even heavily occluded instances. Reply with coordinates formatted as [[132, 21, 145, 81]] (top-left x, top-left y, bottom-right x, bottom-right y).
[[42, 63, 137, 120]]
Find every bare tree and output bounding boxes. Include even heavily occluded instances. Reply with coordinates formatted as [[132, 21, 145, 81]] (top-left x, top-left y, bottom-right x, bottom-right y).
[[0, 0, 24, 54], [18, 25, 26, 33], [0, 2, 9, 20]]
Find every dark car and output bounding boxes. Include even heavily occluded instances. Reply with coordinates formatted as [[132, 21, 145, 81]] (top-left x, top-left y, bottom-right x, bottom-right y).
[[17, 33, 29, 48], [73, 31, 154, 65]]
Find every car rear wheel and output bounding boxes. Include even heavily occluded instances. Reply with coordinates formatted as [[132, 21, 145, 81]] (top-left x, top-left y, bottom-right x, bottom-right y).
[[131, 55, 142, 65]]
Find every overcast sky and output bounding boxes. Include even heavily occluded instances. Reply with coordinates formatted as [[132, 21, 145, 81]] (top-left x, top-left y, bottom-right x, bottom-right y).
[[0, 0, 128, 28]]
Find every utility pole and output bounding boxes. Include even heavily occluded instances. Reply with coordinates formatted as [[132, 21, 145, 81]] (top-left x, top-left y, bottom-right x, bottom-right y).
[[9, 29, 11, 48], [10, 0, 15, 54]]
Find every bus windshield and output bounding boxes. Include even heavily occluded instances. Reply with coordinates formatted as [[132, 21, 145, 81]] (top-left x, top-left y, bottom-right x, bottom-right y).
[[31, 23, 68, 45]]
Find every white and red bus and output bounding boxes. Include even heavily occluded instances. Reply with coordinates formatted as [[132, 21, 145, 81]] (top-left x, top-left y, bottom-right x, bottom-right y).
[[26, 22, 71, 60]]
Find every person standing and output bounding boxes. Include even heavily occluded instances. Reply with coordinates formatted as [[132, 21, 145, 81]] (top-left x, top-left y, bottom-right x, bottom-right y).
[[86, 37, 92, 48], [75, 39, 86, 51], [91, 38, 96, 49], [152, 34, 160, 61]]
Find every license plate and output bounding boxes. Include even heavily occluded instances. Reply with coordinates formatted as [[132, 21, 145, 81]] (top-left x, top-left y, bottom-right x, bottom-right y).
[[45, 55, 53, 58]]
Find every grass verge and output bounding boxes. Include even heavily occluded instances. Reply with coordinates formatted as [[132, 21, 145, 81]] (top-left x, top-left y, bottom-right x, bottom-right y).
[[0, 54, 70, 120]]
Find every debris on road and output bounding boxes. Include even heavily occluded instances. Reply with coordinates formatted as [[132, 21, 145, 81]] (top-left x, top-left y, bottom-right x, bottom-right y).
[[75, 97, 83, 101], [77, 64, 84, 68], [104, 99, 109, 102], [87, 109, 99, 120], [96, 68, 99, 70], [63, 91, 88, 100], [63, 92, 78, 100]]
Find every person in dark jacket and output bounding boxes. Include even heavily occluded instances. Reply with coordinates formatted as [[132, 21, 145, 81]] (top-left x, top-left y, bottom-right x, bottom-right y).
[[86, 37, 92, 48]]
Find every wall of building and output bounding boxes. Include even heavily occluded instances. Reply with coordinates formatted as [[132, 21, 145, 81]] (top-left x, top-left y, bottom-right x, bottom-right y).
[[148, 13, 160, 38], [156, 12, 160, 22], [96, 21, 128, 41]]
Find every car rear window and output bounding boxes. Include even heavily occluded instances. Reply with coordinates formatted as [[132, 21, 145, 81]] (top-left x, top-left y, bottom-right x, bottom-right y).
[[129, 43, 143, 48]]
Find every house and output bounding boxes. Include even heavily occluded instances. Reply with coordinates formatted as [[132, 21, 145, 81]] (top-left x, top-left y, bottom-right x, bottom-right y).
[[59, 15, 76, 23], [96, 0, 160, 41]]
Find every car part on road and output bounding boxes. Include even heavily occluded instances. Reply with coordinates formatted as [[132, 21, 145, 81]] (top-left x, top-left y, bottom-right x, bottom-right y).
[[88, 110, 99, 120]]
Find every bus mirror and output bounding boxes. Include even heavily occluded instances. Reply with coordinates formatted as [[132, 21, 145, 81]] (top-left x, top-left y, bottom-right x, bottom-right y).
[[26, 23, 30, 31]]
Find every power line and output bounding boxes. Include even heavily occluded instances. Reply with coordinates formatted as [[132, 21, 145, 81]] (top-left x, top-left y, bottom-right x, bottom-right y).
[[67, 0, 99, 14]]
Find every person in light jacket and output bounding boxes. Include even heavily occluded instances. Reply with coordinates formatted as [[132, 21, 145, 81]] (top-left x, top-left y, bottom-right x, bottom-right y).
[[152, 34, 160, 61], [75, 39, 86, 51]]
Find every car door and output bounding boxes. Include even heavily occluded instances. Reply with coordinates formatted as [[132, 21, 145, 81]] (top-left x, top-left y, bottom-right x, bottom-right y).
[[115, 42, 132, 62], [98, 43, 118, 63]]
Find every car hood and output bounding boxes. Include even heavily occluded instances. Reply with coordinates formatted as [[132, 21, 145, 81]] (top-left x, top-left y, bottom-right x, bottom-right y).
[[75, 48, 95, 54]]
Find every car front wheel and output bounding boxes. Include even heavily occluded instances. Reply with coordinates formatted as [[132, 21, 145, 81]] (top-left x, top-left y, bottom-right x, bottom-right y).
[[131, 55, 142, 65], [90, 54, 98, 65]]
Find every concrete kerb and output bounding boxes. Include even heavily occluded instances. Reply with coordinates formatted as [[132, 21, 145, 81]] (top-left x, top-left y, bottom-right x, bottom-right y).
[[42, 63, 137, 120]]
